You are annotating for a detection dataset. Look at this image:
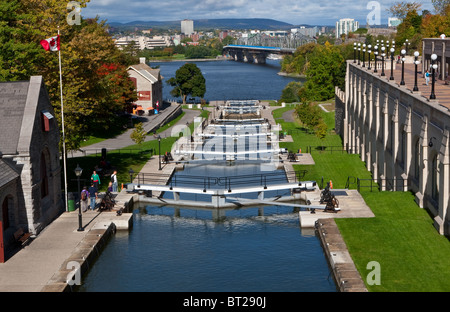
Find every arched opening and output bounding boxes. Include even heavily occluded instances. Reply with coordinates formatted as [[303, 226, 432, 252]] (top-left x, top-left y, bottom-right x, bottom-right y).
[[414, 138, 420, 180], [431, 154, 440, 203]]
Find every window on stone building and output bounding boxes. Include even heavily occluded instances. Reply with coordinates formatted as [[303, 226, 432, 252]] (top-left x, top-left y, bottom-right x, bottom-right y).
[[40, 152, 49, 198], [1, 197, 10, 230]]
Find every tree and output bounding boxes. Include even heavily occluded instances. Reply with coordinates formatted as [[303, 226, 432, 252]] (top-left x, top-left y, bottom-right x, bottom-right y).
[[388, 1, 422, 19], [1, 0, 137, 151], [0, 0, 42, 81], [280, 81, 303, 103], [302, 44, 346, 101], [130, 122, 146, 145], [167, 63, 206, 104], [432, 0, 450, 14]]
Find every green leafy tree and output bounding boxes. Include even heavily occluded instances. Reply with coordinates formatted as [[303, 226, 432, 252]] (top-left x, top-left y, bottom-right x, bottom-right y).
[[167, 63, 206, 104], [302, 44, 346, 101], [130, 122, 146, 145], [280, 81, 303, 103]]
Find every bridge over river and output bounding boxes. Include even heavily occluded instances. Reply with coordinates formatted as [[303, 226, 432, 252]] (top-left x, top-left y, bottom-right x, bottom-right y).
[[223, 32, 316, 64]]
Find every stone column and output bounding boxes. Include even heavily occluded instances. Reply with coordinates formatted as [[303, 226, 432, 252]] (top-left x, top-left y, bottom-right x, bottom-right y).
[[391, 99, 399, 189], [436, 129, 449, 235], [416, 115, 429, 208]]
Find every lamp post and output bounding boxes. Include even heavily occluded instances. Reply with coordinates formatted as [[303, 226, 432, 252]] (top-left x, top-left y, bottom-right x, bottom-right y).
[[358, 43, 361, 65], [389, 47, 395, 80], [74, 164, 83, 232], [367, 45, 372, 70], [381, 46, 386, 76], [158, 135, 162, 170], [413, 51, 420, 91], [405, 39, 410, 55], [362, 44, 366, 67], [128, 168, 134, 184], [400, 49, 406, 85], [374, 45, 378, 73], [430, 53, 438, 100], [353, 43, 357, 63]]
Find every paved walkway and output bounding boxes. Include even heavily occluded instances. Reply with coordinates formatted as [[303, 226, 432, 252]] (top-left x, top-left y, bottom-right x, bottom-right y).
[[0, 104, 202, 292], [69, 103, 200, 158]]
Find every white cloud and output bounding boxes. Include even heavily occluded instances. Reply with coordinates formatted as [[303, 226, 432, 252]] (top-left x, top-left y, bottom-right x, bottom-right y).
[[82, 0, 435, 25]]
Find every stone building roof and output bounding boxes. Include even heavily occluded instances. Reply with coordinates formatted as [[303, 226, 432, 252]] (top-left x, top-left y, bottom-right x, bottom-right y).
[[0, 159, 19, 188], [128, 63, 162, 84], [0, 81, 30, 155]]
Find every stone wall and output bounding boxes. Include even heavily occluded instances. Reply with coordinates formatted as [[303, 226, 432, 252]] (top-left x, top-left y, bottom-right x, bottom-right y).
[[336, 61, 450, 235]]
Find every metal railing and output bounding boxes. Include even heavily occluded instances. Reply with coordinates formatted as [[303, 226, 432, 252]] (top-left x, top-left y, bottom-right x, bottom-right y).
[[133, 170, 308, 191], [344, 176, 410, 192]]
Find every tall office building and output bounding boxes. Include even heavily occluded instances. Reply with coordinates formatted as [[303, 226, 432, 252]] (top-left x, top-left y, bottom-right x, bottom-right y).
[[335, 18, 359, 39], [181, 19, 194, 35]]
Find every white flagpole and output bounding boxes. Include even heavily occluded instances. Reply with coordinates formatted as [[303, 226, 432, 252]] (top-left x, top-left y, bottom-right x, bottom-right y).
[[58, 26, 69, 212]]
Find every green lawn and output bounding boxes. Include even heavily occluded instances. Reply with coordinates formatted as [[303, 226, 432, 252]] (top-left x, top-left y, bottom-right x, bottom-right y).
[[66, 136, 178, 193], [273, 106, 450, 292], [337, 191, 450, 292]]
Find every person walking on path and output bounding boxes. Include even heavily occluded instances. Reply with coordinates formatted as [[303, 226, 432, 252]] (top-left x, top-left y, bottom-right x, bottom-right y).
[[88, 183, 98, 210], [91, 170, 100, 189], [425, 70, 430, 86], [111, 170, 118, 192], [80, 186, 89, 212]]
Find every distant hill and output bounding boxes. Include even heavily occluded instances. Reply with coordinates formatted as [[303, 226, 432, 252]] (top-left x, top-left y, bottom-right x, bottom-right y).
[[107, 18, 295, 31]]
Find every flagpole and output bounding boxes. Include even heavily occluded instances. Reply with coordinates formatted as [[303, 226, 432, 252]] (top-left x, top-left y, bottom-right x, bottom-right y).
[[58, 26, 69, 212]]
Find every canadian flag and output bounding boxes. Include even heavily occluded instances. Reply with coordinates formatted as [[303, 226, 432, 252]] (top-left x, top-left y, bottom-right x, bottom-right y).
[[40, 35, 60, 52]]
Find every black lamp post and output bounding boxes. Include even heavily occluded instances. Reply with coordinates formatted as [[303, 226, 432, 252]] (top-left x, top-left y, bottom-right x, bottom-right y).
[[358, 43, 361, 65], [128, 168, 134, 184], [413, 51, 420, 91], [400, 49, 406, 85], [353, 43, 357, 63], [405, 39, 410, 55], [381, 46, 386, 76], [362, 44, 366, 67], [74, 164, 83, 232], [367, 45, 372, 70], [374, 46, 378, 73], [389, 47, 395, 80], [430, 53, 438, 100], [158, 135, 162, 170]]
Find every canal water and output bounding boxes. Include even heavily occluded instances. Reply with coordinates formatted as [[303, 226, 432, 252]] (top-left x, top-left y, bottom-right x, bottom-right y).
[[78, 60, 336, 292], [154, 59, 305, 102]]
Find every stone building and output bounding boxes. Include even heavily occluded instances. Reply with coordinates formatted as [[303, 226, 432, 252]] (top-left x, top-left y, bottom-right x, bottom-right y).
[[0, 76, 63, 251], [336, 60, 450, 236], [127, 58, 163, 113]]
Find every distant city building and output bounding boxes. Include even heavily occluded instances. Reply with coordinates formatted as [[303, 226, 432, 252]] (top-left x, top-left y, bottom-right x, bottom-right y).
[[291, 27, 319, 38], [388, 17, 402, 28], [336, 18, 359, 39], [181, 19, 194, 35], [114, 36, 172, 50], [262, 30, 288, 37]]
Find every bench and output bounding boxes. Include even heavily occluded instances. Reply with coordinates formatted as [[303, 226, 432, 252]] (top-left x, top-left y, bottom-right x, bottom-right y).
[[14, 228, 32, 247]]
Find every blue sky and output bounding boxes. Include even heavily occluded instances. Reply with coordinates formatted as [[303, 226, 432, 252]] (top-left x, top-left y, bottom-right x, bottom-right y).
[[81, 0, 434, 26]]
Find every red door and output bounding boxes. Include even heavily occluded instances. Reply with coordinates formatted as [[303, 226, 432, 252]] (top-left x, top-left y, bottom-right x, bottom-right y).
[[0, 221, 4, 263]]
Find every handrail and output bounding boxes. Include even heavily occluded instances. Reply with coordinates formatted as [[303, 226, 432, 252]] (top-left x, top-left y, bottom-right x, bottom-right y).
[[134, 170, 308, 190]]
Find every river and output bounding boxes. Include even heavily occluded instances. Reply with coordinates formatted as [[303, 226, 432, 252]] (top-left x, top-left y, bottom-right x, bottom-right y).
[[78, 60, 336, 293], [154, 59, 304, 102]]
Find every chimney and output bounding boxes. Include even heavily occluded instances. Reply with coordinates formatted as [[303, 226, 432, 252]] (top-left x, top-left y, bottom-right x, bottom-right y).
[[140, 57, 146, 64]]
